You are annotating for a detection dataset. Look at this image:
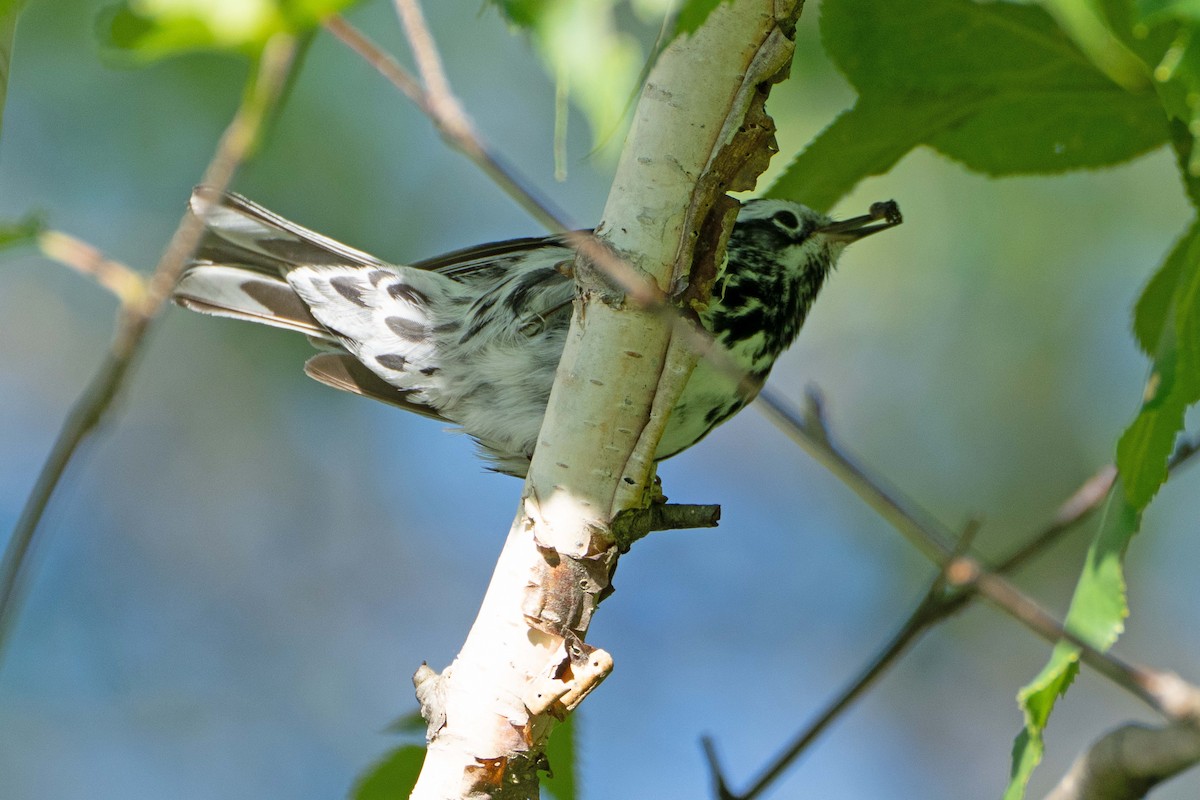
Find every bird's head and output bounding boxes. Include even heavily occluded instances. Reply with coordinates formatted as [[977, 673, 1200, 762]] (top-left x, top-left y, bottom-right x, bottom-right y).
[[707, 198, 902, 367], [731, 198, 902, 282]]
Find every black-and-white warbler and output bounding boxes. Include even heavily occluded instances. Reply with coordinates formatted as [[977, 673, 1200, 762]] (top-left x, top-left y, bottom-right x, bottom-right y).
[[174, 188, 901, 476]]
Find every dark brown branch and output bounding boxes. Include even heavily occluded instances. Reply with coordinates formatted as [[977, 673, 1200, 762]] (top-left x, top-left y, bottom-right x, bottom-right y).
[[610, 503, 721, 551], [0, 34, 300, 659]]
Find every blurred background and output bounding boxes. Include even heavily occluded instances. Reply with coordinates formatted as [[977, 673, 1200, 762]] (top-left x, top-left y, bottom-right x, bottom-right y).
[[1, 1, 1197, 798]]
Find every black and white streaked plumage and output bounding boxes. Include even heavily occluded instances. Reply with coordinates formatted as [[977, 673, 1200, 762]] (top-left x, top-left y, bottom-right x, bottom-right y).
[[174, 188, 901, 476]]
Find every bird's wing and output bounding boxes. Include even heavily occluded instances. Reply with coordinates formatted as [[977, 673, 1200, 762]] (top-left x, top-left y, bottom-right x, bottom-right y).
[[190, 186, 387, 273], [304, 353, 447, 420], [176, 187, 392, 340]]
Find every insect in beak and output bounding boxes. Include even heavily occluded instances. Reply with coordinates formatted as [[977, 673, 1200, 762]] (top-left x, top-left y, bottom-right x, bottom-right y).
[[817, 200, 903, 243]]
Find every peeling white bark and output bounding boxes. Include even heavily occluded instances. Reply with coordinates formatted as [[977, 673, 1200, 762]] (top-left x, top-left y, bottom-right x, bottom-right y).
[[410, 3, 804, 797]]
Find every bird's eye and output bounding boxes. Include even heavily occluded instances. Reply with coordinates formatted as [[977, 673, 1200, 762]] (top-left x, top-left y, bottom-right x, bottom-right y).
[[772, 209, 800, 230]]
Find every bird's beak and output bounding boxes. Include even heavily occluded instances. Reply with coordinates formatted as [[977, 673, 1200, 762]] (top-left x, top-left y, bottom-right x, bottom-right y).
[[817, 200, 903, 243]]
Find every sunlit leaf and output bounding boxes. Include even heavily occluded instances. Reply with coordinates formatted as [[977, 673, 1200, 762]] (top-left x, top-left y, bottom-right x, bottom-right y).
[[1091, 0, 1200, 177], [97, 0, 356, 62], [1119, 219, 1200, 507], [1005, 482, 1140, 799], [489, 0, 549, 29]]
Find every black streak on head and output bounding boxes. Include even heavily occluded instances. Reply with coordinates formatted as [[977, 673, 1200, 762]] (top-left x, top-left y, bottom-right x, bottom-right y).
[[710, 217, 833, 360]]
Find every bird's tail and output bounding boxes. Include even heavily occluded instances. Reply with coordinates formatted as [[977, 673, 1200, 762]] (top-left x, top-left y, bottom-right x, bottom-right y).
[[174, 186, 385, 341], [173, 187, 447, 416]]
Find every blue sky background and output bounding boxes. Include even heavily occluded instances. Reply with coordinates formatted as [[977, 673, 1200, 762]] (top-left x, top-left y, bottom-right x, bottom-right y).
[[1, 1, 1198, 798]]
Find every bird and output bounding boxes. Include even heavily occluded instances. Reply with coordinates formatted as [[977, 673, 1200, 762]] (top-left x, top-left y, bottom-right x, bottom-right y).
[[174, 187, 901, 476]]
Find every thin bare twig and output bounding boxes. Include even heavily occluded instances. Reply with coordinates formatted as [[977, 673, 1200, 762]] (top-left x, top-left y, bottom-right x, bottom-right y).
[[0, 34, 300, 659], [708, 522, 980, 799], [327, 14, 714, 332], [707, 442, 1195, 799], [757, 389, 1200, 720], [758, 386, 957, 562], [954, 563, 1200, 719], [323, 15, 570, 234], [38, 230, 147, 306], [392, 0, 471, 143]]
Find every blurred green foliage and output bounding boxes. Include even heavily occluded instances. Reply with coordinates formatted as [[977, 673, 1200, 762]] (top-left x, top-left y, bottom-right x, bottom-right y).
[[351, 745, 426, 800], [488, 0, 665, 151], [0, 0, 24, 135], [0, 211, 41, 250], [96, 0, 357, 62]]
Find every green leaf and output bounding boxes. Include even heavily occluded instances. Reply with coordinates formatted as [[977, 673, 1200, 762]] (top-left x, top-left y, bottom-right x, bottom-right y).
[[541, 714, 578, 800], [1117, 387, 1187, 506], [927, 87, 1165, 176], [769, 0, 1168, 206], [97, 0, 356, 62], [0, 212, 44, 250], [1008, 215, 1200, 794], [767, 96, 974, 211], [1091, 0, 1200, 178], [1119, 218, 1200, 507], [1004, 482, 1141, 799], [0, 0, 24, 139], [823, 0, 1104, 94], [350, 745, 426, 800], [673, 0, 730, 37]]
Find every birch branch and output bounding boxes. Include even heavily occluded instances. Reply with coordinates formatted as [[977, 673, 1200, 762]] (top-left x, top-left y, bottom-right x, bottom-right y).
[[407, 2, 804, 797], [1045, 722, 1200, 800]]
